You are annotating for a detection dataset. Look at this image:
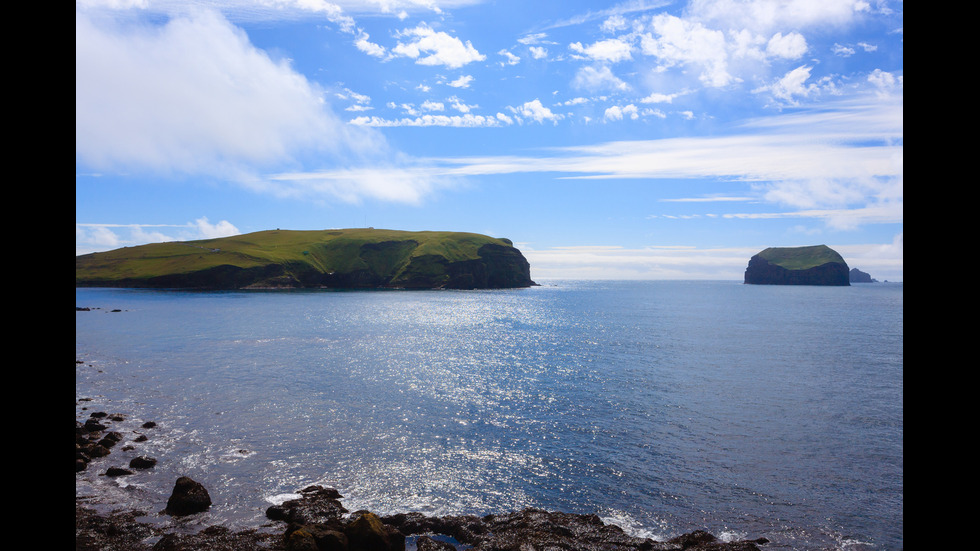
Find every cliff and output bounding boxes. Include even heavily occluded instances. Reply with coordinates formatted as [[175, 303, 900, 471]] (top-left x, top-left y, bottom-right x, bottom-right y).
[[75, 228, 535, 290], [743, 245, 850, 286], [849, 268, 877, 283]]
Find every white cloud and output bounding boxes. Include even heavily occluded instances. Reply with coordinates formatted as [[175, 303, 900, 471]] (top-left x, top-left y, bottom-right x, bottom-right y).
[[193, 217, 241, 238], [75, 218, 241, 255], [349, 113, 507, 127], [498, 49, 520, 65], [518, 32, 551, 45], [508, 99, 564, 124], [524, 245, 763, 280], [355, 31, 387, 57], [867, 68, 900, 94], [447, 74, 474, 88], [569, 38, 633, 63], [640, 14, 733, 87], [685, 0, 872, 33], [604, 104, 639, 121], [448, 96, 477, 113], [391, 23, 486, 68], [768, 65, 815, 101], [76, 9, 385, 180], [423, 94, 902, 228], [766, 31, 807, 59], [529, 46, 548, 59], [601, 14, 629, 33], [572, 65, 631, 92], [640, 91, 681, 103]]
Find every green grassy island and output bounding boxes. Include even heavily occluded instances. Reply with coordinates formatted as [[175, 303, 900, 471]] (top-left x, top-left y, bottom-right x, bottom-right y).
[[743, 245, 850, 286], [75, 228, 536, 290]]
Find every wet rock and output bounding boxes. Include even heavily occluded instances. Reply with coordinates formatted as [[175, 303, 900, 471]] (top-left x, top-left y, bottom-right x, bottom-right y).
[[84, 418, 107, 432], [105, 466, 133, 477], [98, 432, 124, 448], [346, 511, 404, 551], [415, 535, 458, 551], [150, 525, 280, 550], [165, 477, 212, 516], [130, 456, 158, 469], [383, 508, 770, 551], [284, 526, 319, 551], [266, 485, 348, 525], [75, 505, 155, 551], [85, 444, 111, 458]]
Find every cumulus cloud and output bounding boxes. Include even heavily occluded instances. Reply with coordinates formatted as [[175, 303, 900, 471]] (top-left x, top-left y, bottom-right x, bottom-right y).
[[355, 31, 387, 57], [604, 104, 639, 121], [76, 8, 386, 180], [768, 65, 816, 101], [391, 23, 486, 68], [447, 75, 474, 88], [508, 99, 564, 124], [569, 38, 633, 62], [640, 14, 733, 87], [766, 31, 807, 58]]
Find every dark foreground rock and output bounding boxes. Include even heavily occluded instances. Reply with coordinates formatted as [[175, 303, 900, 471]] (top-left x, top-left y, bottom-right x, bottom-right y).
[[76, 398, 768, 550], [382, 508, 769, 551], [166, 477, 213, 516], [77, 490, 769, 551]]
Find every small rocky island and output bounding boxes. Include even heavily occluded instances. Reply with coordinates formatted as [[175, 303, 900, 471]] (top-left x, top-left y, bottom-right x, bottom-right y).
[[743, 245, 850, 286], [75, 228, 535, 290], [849, 268, 877, 283]]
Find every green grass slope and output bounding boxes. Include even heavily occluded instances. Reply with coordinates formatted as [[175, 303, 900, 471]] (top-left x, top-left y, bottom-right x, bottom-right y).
[[756, 245, 846, 270], [75, 228, 532, 289]]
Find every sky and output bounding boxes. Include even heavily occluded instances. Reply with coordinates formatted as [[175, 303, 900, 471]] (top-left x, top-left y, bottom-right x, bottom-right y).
[[76, 0, 903, 281]]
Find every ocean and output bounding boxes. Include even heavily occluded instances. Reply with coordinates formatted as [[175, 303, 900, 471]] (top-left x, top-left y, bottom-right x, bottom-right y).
[[75, 280, 903, 549]]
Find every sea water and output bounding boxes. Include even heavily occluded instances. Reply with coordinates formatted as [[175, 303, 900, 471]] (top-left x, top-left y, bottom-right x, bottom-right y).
[[75, 280, 903, 549]]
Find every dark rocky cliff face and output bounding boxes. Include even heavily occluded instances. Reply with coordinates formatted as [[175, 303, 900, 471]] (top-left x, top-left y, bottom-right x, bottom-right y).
[[743, 255, 850, 286], [395, 243, 534, 289]]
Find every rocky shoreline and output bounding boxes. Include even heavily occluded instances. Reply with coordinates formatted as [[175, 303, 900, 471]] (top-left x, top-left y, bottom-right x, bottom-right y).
[[77, 359, 770, 551]]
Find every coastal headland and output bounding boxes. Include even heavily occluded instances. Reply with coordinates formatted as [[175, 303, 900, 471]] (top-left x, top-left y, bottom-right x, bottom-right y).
[[75, 228, 535, 290]]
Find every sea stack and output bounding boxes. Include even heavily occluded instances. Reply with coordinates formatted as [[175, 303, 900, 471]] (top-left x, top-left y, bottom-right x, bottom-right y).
[[743, 245, 850, 286]]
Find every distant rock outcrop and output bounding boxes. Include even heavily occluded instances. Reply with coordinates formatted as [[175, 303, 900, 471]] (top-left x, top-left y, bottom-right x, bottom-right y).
[[849, 268, 877, 283], [744, 245, 850, 286]]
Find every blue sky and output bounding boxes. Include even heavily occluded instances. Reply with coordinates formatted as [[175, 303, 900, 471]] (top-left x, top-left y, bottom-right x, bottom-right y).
[[76, 0, 903, 281]]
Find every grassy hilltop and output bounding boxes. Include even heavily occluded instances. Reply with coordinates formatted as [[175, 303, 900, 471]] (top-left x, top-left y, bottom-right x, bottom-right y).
[[75, 228, 535, 290]]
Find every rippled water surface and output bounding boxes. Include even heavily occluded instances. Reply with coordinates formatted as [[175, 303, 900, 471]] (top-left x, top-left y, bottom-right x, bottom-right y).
[[76, 280, 903, 549]]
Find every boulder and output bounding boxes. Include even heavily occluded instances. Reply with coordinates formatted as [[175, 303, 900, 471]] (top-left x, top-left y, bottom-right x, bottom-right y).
[[129, 456, 157, 469], [266, 485, 348, 525], [346, 511, 404, 551], [165, 476, 212, 516]]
